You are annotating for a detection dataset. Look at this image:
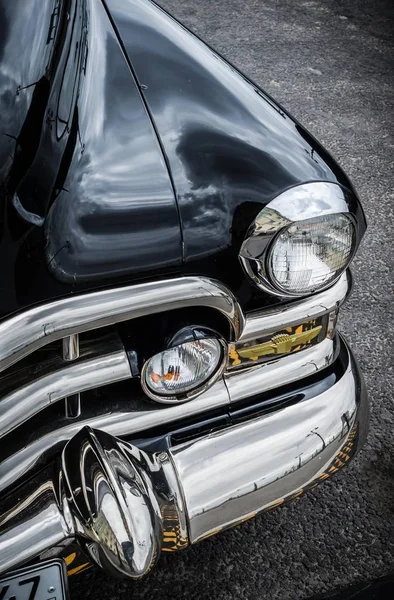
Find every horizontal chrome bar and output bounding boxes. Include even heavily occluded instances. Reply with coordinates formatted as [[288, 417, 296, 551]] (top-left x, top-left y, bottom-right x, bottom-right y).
[[170, 338, 367, 543], [0, 338, 337, 493], [0, 277, 244, 373], [0, 333, 131, 437], [237, 271, 350, 344], [0, 469, 74, 574], [224, 337, 337, 402], [0, 271, 351, 376], [0, 377, 228, 493]]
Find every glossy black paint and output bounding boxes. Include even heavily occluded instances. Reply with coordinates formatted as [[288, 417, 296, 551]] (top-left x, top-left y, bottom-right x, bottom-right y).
[[107, 0, 356, 263], [0, 0, 359, 318], [0, 0, 182, 317]]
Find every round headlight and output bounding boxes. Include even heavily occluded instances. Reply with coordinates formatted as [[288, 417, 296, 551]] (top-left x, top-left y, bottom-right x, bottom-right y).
[[267, 214, 356, 295], [142, 338, 225, 403], [239, 182, 365, 298]]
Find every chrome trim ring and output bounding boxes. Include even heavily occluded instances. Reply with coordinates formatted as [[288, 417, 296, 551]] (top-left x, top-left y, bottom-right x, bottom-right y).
[[239, 181, 366, 298], [140, 338, 228, 405]]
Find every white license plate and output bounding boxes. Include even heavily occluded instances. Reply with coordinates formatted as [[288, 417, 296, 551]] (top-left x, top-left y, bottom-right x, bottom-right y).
[[0, 559, 68, 600]]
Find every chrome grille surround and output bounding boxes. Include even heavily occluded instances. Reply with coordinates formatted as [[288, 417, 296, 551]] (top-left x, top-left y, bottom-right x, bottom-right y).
[[0, 272, 350, 493]]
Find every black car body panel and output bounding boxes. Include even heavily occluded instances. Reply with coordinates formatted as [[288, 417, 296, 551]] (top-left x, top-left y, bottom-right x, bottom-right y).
[[107, 0, 355, 261], [0, 0, 182, 319], [0, 0, 357, 319]]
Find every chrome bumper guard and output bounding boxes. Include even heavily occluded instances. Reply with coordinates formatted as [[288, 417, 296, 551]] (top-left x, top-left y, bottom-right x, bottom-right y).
[[0, 337, 368, 579]]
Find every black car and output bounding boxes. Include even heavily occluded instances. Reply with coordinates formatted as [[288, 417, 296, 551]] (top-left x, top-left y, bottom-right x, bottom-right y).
[[0, 0, 368, 597]]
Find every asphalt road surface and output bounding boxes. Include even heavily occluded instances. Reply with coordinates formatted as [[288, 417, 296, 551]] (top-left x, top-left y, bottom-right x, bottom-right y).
[[71, 1, 394, 598]]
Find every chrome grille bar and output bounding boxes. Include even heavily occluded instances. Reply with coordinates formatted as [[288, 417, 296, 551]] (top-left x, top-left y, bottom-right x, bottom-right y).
[[0, 332, 131, 438], [0, 277, 244, 373], [0, 338, 336, 493], [237, 270, 350, 344]]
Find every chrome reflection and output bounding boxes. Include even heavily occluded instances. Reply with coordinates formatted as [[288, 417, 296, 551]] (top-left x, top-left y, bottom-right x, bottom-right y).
[[0, 276, 243, 373], [62, 427, 163, 579], [237, 270, 350, 344], [0, 379, 229, 493], [0, 332, 131, 437], [0, 273, 350, 491], [239, 183, 365, 298], [225, 337, 337, 403], [0, 336, 336, 492], [0, 469, 74, 575], [170, 342, 364, 542], [63, 333, 81, 418], [0, 268, 348, 379]]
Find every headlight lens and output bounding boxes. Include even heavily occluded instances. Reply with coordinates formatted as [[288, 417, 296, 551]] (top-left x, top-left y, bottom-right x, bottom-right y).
[[267, 214, 355, 295], [142, 338, 224, 403]]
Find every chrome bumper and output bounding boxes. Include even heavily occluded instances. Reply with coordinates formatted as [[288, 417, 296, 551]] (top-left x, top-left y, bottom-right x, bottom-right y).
[[0, 336, 368, 579], [177, 337, 368, 543]]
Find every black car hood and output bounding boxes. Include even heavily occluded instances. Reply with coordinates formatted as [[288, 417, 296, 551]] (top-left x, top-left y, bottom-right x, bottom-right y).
[[0, 0, 356, 318], [107, 0, 355, 262]]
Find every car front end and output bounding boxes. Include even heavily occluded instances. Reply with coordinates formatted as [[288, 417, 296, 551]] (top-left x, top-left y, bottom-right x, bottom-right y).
[[0, 0, 368, 595]]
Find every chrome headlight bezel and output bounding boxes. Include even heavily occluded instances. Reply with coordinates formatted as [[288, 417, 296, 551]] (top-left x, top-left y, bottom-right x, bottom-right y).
[[141, 333, 228, 404], [239, 182, 366, 298]]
